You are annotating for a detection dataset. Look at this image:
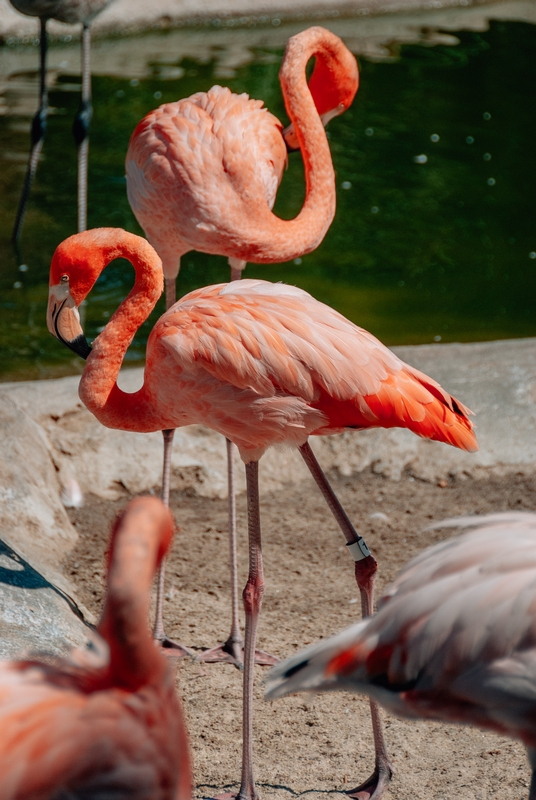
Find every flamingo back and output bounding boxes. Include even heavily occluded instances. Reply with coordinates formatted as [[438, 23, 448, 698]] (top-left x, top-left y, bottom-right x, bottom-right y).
[[126, 86, 287, 279]]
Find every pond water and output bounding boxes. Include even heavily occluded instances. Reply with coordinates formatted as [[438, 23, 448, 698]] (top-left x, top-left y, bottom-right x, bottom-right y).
[[1, 11, 535, 381]]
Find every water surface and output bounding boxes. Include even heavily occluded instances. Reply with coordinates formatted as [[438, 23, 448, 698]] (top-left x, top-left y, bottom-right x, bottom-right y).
[[0, 14, 535, 380]]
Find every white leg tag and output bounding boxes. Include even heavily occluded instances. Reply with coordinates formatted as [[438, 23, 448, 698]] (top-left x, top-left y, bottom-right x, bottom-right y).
[[346, 538, 371, 562]]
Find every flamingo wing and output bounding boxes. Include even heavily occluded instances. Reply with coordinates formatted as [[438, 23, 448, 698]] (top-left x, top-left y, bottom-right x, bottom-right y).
[[152, 279, 476, 451]]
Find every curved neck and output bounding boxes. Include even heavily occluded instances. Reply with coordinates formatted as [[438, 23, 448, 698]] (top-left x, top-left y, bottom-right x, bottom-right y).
[[98, 499, 171, 689], [235, 28, 350, 262], [78, 233, 163, 432]]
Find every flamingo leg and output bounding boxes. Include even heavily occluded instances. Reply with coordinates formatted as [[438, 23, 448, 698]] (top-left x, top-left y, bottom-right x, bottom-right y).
[[73, 23, 92, 234], [12, 17, 48, 245], [299, 441, 393, 800], [201, 258, 277, 669], [239, 460, 265, 800], [200, 440, 278, 668], [152, 428, 192, 656]]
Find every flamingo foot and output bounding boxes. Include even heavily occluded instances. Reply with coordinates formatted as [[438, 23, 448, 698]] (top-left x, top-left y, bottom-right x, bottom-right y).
[[198, 634, 278, 669], [153, 633, 193, 658], [346, 758, 393, 800]]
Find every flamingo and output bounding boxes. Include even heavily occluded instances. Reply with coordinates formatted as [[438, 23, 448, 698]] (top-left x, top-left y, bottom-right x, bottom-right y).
[[265, 512, 536, 799], [125, 25, 359, 662], [46, 227, 477, 800], [9, 0, 115, 243], [0, 495, 192, 800]]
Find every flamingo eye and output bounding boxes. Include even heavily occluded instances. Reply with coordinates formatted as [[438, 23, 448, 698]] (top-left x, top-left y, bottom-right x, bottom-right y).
[[60, 274, 69, 283]]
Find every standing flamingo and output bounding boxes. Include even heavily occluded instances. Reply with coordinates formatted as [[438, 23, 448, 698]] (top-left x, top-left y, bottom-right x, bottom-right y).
[[47, 227, 477, 800], [125, 26, 359, 662], [0, 495, 192, 800], [266, 512, 536, 799], [9, 0, 115, 242]]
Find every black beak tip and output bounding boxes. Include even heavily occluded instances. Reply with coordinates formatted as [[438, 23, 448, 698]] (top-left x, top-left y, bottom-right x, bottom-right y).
[[67, 334, 92, 360]]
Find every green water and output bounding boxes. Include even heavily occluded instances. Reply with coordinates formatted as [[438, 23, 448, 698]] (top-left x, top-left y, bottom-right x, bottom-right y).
[[1, 18, 535, 381]]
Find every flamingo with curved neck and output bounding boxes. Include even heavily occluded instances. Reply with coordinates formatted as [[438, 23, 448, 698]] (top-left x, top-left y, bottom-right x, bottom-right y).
[[126, 25, 358, 299], [0, 495, 191, 799], [48, 227, 477, 800], [126, 25, 359, 663]]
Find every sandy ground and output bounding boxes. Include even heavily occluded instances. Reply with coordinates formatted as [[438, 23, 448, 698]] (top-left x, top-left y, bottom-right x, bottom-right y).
[[65, 468, 536, 800]]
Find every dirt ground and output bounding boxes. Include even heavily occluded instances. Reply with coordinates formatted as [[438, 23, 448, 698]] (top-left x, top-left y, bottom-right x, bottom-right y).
[[65, 468, 536, 800]]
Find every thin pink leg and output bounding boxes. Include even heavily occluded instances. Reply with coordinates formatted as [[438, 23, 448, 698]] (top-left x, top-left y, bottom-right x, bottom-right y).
[[214, 460, 266, 800], [153, 428, 192, 656], [200, 440, 278, 668], [299, 441, 393, 800], [238, 460, 265, 800]]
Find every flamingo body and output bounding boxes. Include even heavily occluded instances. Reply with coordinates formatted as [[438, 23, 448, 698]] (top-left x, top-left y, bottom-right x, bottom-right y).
[[126, 27, 359, 286], [0, 497, 191, 800], [266, 512, 536, 749], [127, 86, 288, 280], [82, 276, 477, 461]]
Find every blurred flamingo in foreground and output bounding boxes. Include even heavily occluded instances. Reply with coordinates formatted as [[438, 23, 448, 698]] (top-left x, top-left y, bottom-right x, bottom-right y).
[[0, 496, 191, 800], [9, 0, 116, 242], [47, 227, 476, 800], [126, 25, 359, 663], [266, 513, 536, 798]]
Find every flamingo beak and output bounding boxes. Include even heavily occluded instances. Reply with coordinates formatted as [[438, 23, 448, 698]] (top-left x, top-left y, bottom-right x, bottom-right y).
[[47, 282, 92, 359]]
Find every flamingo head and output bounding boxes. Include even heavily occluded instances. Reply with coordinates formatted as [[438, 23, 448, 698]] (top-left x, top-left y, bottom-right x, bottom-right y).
[[283, 36, 359, 151], [47, 229, 121, 359]]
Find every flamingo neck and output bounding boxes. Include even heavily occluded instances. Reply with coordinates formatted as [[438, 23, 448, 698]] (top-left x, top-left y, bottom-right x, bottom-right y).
[[78, 234, 164, 432], [240, 27, 347, 262], [98, 500, 169, 689]]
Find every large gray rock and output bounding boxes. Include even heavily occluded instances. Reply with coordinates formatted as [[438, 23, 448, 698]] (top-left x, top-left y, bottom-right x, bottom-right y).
[[0, 393, 78, 593], [0, 393, 94, 660]]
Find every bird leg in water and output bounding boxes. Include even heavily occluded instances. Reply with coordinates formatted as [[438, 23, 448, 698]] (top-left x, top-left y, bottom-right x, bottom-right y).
[[200, 440, 278, 668], [153, 428, 192, 656], [73, 23, 93, 234], [12, 17, 48, 244], [299, 441, 393, 800]]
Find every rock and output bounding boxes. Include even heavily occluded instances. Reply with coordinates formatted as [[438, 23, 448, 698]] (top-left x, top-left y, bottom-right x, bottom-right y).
[[0, 392, 95, 659], [0, 538, 93, 661], [0, 393, 79, 596]]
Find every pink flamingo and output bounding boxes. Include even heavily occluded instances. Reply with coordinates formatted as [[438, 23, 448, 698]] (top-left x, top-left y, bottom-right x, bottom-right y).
[[125, 25, 359, 663], [9, 0, 116, 241], [0, 495, 192, 800], [266, 512, 536, 799], [47, 227, 477, 800]]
